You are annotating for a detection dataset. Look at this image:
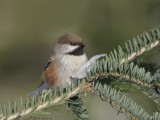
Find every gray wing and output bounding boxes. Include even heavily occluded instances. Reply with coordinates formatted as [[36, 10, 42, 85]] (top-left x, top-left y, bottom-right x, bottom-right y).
[[28, 57, 53, 96], [43, 58, 52, 71], [28, 83, 50, 96]]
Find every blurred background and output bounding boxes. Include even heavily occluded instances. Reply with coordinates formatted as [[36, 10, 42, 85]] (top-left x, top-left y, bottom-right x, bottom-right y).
[[0, 0, 160, 119]]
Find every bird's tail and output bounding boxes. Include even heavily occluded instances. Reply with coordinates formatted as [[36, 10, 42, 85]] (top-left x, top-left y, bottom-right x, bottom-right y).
[[28, 83, 50, 97]]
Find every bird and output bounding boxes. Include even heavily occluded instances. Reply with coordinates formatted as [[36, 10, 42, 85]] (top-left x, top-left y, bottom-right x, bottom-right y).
[[28, 33, 88, 96]]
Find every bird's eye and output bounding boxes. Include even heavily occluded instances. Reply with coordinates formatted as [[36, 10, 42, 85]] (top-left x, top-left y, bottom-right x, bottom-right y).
[[70, 42, 76, 45]]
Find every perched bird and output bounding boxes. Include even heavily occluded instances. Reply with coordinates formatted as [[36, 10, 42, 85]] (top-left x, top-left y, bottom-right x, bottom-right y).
[[29, 33, 88, 96]]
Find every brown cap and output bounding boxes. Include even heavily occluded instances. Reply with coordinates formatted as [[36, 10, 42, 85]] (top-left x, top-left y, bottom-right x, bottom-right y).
[[57, 33, 83, 45]]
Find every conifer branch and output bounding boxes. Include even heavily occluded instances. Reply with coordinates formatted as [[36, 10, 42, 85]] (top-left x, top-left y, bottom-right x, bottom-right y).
[[86, 60, 153, 88], [134, 85, 160, 105], [67, 95, 89, 120], [82, 26, 160, 88], [91, 82, 151, 120], [0, 26, 160, 120], [0, 81, 85, 120], [104, 27, 160, 64], [150, 112, 160, 120]]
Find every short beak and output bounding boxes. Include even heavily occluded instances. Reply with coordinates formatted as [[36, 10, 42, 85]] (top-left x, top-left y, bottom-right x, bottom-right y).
[[80, 43, 85, 48]]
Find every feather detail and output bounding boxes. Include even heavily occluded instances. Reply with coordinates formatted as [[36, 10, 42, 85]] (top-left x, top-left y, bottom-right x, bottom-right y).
[[42, 58, 58, 87], [28, 83, 50, 96]]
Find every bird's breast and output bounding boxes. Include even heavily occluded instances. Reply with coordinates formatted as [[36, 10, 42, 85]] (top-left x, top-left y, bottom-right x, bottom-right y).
[[42, 54, 87, 88], [56, 54, 87, 87]]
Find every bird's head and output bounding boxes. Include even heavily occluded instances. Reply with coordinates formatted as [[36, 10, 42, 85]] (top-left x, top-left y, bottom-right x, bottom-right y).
[[54, 33, 85, 56]]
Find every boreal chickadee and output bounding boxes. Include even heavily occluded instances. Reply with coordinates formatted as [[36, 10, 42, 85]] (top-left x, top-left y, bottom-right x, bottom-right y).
[[29, 33, 88, 96]]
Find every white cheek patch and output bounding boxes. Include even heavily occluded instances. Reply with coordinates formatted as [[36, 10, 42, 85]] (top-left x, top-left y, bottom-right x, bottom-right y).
[[54, 44, 79, 55], [63, 44, 79, 53]]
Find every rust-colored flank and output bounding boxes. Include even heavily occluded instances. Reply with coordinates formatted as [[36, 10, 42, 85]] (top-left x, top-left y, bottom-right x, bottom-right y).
[[42, 62, 58, 87]]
